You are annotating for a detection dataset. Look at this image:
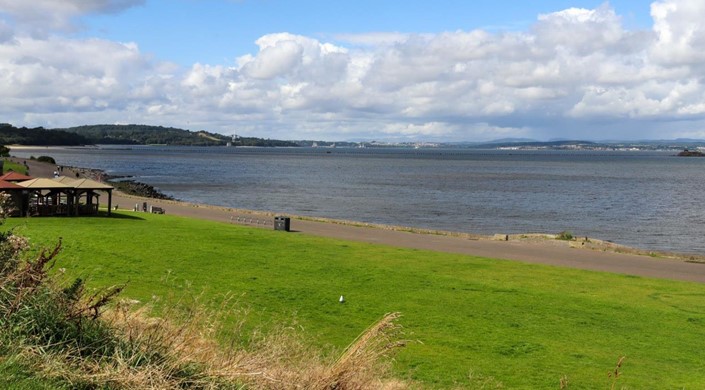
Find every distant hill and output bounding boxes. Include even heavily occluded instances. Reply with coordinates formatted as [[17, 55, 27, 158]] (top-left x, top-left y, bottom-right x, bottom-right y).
[[0, 123, 89, 146], [55, 124, 232, 146], [480, 138, 539, 144], [58, 124, 298, 147], [0, 123, 298, 147]]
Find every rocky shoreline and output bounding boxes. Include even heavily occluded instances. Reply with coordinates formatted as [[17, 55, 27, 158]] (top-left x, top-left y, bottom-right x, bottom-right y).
[[64, 166, 175, 200], [106, 176, 176, 200]]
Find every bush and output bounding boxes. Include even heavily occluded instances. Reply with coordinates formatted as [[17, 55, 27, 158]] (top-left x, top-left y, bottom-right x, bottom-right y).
[[36, 156, 56, 165], [557, 231, 574, 240]]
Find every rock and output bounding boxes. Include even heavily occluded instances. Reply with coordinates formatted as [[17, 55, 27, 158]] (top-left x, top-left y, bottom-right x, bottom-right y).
[[677, 149, 705, 157], [107, 179, 176, 200]]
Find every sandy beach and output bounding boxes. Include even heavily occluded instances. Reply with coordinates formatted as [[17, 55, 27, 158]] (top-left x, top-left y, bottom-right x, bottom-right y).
[[13, 156, 705, 284]]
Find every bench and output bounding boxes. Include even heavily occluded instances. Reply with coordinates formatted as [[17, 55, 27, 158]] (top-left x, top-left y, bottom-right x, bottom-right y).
[[150, 206, 165, 214]]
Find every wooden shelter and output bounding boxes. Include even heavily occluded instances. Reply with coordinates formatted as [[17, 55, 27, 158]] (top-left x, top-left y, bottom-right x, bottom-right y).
[[15, 177, 114, 217], [18, 178, 75, 216], [59, 177, 114, 216]]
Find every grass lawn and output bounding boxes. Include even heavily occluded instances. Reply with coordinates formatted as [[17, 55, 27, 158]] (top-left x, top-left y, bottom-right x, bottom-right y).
[[2, 159, 28, 175], [5, 212, 705, 388]]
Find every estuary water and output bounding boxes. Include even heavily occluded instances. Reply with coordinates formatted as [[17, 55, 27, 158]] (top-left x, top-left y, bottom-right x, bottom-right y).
[[10, 146, 705, 254]]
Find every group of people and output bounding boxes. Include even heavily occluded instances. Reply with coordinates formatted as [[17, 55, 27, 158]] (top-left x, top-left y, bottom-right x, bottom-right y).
[[53, 165, 64, 178]]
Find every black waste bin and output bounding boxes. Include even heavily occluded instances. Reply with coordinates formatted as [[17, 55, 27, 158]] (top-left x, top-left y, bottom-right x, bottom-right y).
[[274, 216, 290, 231]]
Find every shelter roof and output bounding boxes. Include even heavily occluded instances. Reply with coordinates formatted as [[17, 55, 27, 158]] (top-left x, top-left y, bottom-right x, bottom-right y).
[[71, 178, 113, 190], [0, 180, 25, 189], [17, 178, 74, 189], [54, 176, 78, 184], [0, 172, 33, 182]]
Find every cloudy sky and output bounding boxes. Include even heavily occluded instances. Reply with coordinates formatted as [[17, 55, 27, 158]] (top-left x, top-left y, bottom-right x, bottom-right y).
[[1, 0, 704, 142]]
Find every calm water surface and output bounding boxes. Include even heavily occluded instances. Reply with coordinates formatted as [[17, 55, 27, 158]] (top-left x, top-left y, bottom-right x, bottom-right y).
[[12, 146, 705, 254]]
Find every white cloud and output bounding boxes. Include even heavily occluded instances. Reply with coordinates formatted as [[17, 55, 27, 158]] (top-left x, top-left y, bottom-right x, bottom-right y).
[[238, 33, 349, 83], [241, 39, 303, 79], [381, 122, 454, 137], [0, 35, 159, 115], [650, 0, 705, 66], [3, 0, 705, 141], [535, 4, 626, 55]]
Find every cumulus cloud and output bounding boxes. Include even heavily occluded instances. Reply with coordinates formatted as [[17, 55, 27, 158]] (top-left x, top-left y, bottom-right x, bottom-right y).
[[3, 0, 705, 141], [650, 0, 705, 66], [0, 35, 162, 116], [534, 4, 626, 54]]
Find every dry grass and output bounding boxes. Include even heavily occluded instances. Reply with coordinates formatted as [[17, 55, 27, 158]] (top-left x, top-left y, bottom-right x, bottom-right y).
[[608, 356, 626, 390], [0, 221, 408, 389], [7, 288, 408, 389], [69, 303, 409, 389], [314, 312, 406, 390]]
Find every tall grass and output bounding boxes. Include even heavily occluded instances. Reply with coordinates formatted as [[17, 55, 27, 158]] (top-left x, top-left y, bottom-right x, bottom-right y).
[[0, 208, 407, 388]]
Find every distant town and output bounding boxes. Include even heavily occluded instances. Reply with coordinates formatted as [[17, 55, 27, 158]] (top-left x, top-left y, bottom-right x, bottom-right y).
[[300, 139, 705, 152], [2, 123, 705, 152]]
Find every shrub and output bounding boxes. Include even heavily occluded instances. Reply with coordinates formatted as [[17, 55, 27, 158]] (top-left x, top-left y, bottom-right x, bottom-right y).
[[557, 231, 574, 240], [36, 156, 56, 164]]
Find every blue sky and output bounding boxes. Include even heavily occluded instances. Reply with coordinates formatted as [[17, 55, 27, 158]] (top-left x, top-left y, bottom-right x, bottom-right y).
[[1, 0, 705, 142], [81, 1, 653, 66]]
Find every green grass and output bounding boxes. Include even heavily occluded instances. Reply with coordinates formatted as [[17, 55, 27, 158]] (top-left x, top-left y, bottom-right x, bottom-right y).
[[0, 356, 72, 389], [2, 159, 28, 175], [5, 212, 705, 388]]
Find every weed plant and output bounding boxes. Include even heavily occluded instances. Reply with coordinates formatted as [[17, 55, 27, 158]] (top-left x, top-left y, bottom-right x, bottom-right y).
[[557, 231, 574, 240]]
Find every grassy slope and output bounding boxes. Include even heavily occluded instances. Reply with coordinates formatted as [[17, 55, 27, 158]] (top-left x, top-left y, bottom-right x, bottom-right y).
[[5, 213, 705, 389], [2, 160, 28, 175]]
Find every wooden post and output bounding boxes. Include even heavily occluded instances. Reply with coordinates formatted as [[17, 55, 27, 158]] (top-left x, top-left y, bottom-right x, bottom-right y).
[[107, 190, 112, 216]]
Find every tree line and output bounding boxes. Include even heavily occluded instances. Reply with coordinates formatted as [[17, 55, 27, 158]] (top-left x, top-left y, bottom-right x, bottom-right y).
[[0, 123, 298, 147], [0, 123, 89, 146]]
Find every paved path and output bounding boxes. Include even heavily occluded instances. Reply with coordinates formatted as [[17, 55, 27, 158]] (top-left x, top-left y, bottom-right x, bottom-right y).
[[16, 156, 705, 284], [110, 194, 705, 285]]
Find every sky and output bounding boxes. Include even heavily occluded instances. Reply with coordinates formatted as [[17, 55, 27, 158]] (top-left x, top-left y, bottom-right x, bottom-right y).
[[0, 0, 704, 142]]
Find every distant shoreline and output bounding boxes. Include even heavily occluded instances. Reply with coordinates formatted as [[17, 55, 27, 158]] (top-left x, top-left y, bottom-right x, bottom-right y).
[[7, 145, 98, 150]]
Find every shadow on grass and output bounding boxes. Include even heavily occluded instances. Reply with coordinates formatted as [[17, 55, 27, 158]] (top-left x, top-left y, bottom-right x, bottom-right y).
[[7, 213, 144, 221], [98, 211, 146, 220]]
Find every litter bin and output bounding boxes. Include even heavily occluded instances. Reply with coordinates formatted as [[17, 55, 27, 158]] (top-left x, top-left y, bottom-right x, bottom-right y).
[[274, 216, 291, 231]]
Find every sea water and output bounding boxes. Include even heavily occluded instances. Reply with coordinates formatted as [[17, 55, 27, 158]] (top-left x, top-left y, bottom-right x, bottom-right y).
[[11, 146, 705, 254]]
